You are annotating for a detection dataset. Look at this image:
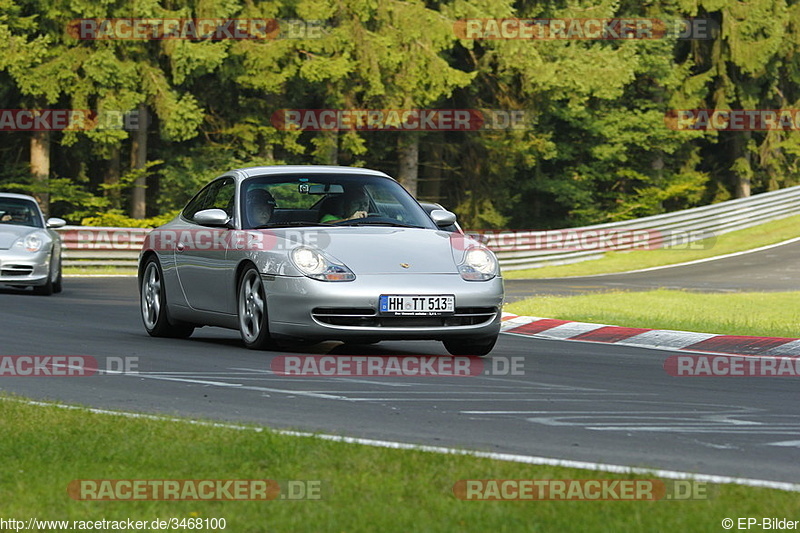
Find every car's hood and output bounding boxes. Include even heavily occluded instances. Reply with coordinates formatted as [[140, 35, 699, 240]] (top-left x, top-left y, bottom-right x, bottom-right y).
[[281, 227, 471, 274], [0, 225, 34, 250]]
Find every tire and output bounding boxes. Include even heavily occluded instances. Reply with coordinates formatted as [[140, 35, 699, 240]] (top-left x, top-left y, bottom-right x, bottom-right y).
[[140, 257, 195, 338], [52, 253, 63, 294], [238, 266, 276, 350], [443, 335, 498, 357], [32, 253, 55, 296]]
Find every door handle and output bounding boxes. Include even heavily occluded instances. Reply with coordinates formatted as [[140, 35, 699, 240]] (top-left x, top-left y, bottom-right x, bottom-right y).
[[176, 242, 185, 252]]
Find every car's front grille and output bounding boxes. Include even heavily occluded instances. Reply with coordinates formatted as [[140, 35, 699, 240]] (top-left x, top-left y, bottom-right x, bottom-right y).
[[311, 307, 498, 328], [1, 265, 34, 276]]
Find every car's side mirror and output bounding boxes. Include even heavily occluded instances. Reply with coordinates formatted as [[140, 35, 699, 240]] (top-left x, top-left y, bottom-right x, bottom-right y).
[[46, 217, 66, 229], [194, 209, 231, 227], [430, 209, 457, 228]]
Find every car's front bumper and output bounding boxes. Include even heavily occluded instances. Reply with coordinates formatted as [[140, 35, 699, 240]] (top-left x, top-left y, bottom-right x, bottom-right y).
[[0, 248, 51, 286], [264, 273, 503, 342]]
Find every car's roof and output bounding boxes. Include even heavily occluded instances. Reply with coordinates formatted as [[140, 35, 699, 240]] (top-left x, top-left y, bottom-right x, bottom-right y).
[[231, 165, 393, 180], [0, 192, 39, 202]]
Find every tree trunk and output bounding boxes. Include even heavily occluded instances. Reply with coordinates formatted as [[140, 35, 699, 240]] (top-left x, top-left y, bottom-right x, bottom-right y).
[[105, 146, 121, 210], [130, 104, 148, 218], [651, 88, 665, 209], [30, 131, 50, 214], [732, 131, 752, 198], [397, 132, 419, 197], [735, 170, 751, 198], [259, 138, 274, 162], [426, 141, 443, 204], [652, 150, 664, 208]]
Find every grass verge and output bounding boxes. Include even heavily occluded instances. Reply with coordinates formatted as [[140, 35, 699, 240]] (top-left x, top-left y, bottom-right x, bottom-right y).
[[64, 266, 137, 276], [502, 213, 800, 279], [505, 289, 800, 338], [0, 396, 798, 532]]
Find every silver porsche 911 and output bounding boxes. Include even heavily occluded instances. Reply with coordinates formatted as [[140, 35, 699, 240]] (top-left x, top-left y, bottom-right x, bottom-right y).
[[0, 193, 65, 295], [138, 166, 503, 355]]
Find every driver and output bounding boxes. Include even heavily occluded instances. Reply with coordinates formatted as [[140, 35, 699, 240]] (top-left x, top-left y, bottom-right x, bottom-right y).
[[319, 188, 369, 223], [246, 188, 277, 227]]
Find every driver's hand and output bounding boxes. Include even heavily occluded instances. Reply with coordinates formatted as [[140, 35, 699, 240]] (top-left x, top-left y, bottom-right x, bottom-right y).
[[351, 210, 368, 219]]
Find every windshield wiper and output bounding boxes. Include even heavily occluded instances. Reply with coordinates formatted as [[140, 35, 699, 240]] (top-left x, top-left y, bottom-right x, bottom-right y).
[[252, 221, 336, 229], [337, 220, 425, 229]]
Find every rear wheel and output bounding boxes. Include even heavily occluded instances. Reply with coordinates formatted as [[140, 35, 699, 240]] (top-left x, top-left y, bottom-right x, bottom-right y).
[[140, 257, 194, 338], [443, 335, 498, 357], [238, 266, 276, 350]]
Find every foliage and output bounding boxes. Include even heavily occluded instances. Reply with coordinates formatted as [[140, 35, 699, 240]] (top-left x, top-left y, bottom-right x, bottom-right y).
[[80, 209, 179, 228], [0, 0, 798, 228]]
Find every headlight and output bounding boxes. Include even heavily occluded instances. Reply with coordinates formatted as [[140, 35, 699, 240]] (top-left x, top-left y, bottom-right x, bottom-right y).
[[13, 233, 46, 252], [458, 246, 498, 281], [290, 246, 355, 282]]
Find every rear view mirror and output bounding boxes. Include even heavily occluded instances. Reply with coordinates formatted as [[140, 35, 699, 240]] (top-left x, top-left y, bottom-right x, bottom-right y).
[[300, 183, 344, 195]]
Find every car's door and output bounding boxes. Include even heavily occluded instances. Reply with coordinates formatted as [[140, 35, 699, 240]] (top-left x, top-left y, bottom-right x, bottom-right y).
[[175, 177, 237, 313]]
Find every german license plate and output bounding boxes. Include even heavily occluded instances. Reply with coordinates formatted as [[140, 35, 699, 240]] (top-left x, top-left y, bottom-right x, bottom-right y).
[[379, 295, 455, 316]]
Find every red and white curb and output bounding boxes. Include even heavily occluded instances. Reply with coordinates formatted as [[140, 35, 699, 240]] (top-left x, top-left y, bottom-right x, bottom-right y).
[[500, 313, 800, 357]]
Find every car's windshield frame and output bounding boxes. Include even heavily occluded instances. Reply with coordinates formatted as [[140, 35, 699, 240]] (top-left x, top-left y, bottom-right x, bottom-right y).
[[0, 197, 44, 228], [237, 173, 436, 230]]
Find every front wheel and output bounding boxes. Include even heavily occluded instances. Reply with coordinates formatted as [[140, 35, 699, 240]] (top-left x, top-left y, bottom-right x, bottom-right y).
[[52, 253, 63, 293], [238, 266, 276, 350], [32, 252, 56, 296], [443, 336, 498, 357], [140, 257, 194, 338]]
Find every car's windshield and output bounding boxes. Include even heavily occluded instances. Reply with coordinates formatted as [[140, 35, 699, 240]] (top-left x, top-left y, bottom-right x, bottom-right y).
[[0, 198, 43, 228], [240, 174, 436, 230]]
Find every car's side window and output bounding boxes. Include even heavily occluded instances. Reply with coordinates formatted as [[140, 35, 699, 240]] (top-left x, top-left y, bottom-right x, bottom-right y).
[[205, 178, 235, 216], [183, 187, 210, 220], [183, 178, 235, 221]]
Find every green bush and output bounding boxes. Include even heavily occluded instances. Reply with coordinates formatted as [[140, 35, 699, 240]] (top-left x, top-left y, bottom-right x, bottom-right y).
[[80, 210, 180, 228]]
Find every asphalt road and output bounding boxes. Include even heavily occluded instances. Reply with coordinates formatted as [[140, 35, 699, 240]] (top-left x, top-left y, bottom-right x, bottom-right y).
[[2, 276, 800, 484], [505, 239, 800, 300]]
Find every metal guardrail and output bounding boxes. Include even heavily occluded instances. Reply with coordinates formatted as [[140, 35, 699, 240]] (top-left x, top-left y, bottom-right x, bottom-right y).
[[472, 185, 800, 270], [56, 185, 800, 270], [57, 227, 148, 267]]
